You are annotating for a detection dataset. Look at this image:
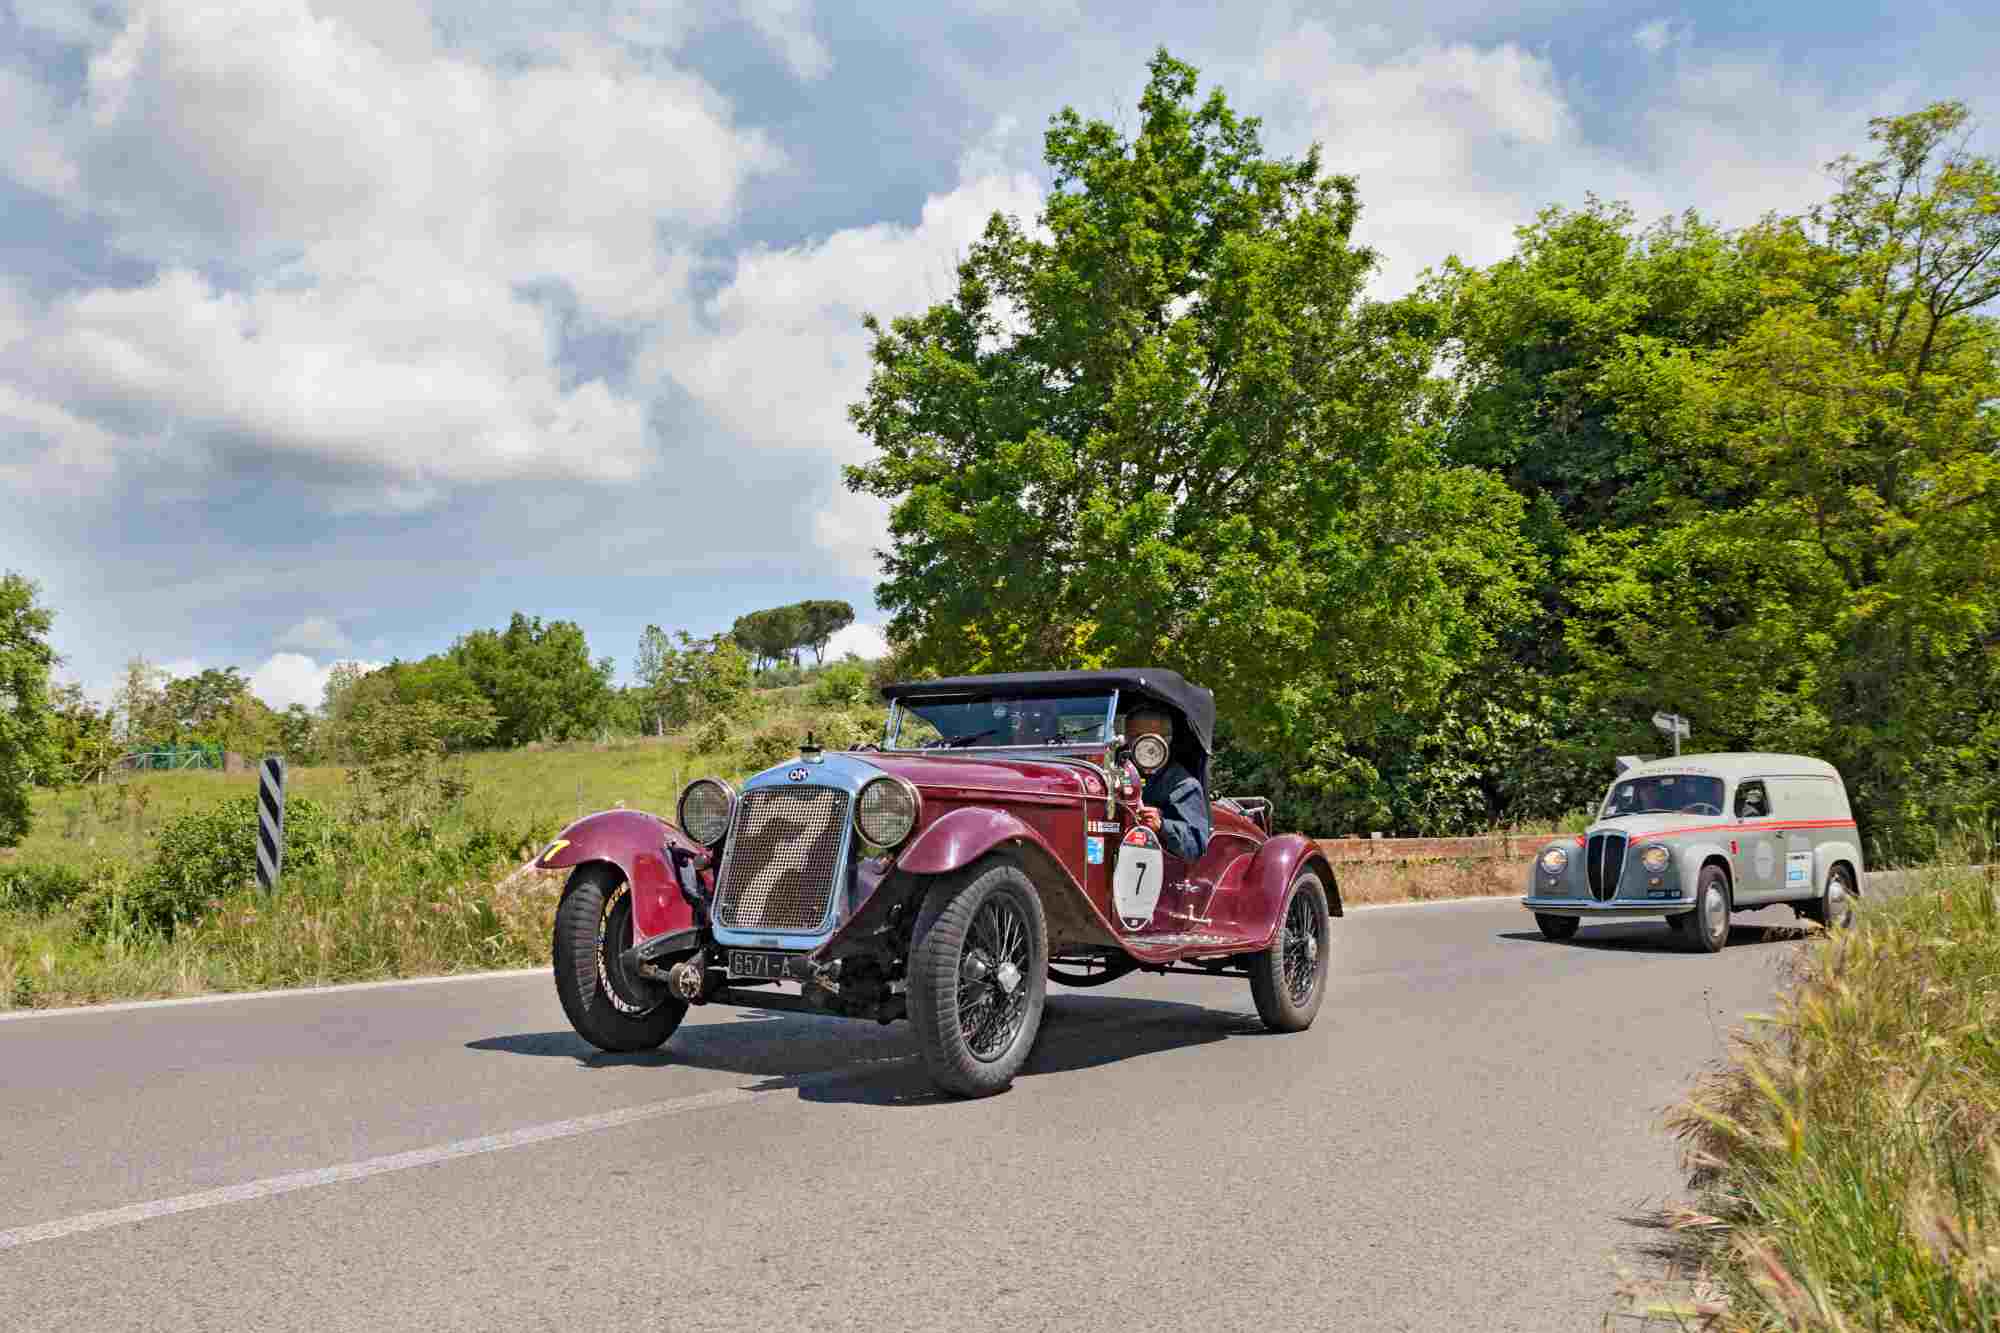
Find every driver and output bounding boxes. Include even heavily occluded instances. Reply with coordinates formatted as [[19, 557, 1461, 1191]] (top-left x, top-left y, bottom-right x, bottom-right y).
[[1125, 706, 1210, 861]]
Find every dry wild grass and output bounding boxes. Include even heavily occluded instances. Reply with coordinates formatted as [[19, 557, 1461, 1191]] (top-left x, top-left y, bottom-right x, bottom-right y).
[[1613, 863, 2000, 1331], [1333, 855, 1529, 906]]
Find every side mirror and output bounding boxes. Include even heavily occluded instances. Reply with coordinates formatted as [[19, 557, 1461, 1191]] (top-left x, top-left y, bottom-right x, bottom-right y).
[[1129, 733, 1170, 775]]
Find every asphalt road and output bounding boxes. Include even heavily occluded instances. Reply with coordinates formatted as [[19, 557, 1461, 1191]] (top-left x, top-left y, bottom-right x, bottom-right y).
[[0, 897, 1813, 1333]]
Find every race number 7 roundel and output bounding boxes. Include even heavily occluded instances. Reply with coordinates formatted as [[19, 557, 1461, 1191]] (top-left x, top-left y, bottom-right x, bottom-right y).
[[1113, 826, 1165, 931]]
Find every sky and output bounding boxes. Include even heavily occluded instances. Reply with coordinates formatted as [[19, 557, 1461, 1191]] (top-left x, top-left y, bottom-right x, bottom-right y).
[[1, 0, 1993, 712]]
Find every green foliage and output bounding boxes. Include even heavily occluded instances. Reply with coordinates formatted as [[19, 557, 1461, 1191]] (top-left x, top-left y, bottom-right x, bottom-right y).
[[741, 722, 806, 772], [0, 572, 58, 846], [808, 658, 872, 708], [0, 860, 89, 914], [731, 600, 854, 668], [342, 694, 498, 828], [844, 49, 1535, 762], [105, 794, 344, 936], [448, 613, 614, 747], [44, 682, 118, 786]]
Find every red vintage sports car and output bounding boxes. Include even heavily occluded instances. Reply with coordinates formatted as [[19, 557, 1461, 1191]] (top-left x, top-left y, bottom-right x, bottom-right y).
[[539, 669, 1341, 1097]]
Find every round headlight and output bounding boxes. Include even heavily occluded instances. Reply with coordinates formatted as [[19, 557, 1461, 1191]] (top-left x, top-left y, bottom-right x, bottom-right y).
[[1130, 733, 1170, 774], [677, 778, 734, 847], [856, 776, 919, 848], [1539, 847, 1568, 876], [1640, 845, 1670, 874]]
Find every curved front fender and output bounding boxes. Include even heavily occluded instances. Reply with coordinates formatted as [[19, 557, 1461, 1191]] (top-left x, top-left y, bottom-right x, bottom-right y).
[[539, 809, 706, 945], [1242, 834, 1343, 946], [895, 806, 1124, 952], [897, 806, 1056, 877]]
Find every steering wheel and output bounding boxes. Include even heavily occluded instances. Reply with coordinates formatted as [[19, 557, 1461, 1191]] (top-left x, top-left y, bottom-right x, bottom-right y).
[[1686, 802, 1721, 816]]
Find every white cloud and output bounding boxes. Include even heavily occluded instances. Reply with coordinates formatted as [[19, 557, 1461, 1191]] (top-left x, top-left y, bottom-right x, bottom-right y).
[[1632, 19, 1687, 55], [1, 0, 779, 509], [248, 652, 384, 711], [657, 158, 1044, 572], [741, 0, 831, 81], [276, 616, 351, 657], [825, 621, 890, 660]]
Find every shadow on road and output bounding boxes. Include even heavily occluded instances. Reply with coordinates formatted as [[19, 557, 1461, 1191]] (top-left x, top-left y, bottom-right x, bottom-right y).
[[1495, 920, 1815, 953], [465, 992, 1264, 1107]]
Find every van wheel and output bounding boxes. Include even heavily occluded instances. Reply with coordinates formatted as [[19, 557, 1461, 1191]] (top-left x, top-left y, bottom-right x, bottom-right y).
[[1534, 913, 1579, 942], [1689, 866, 1732, 953], [1801, 864, 1856, 930]]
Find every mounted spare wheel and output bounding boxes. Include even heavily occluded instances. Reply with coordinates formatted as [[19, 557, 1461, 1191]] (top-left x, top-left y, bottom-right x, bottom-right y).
[[905, 855, 1049, 1098]]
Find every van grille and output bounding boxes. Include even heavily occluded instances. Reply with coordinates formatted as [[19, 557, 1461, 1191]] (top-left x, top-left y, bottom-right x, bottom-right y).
[[713, 786, 850, 932], [1586, 833, 1628, 901]]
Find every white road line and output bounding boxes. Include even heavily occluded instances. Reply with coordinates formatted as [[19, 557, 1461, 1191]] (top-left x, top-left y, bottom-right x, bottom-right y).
[[0, 968, 548, 1023], [0, 1082, 794, 1251]]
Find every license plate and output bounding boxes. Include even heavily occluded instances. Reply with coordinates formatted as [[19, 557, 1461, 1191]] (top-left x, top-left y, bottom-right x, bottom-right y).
[[727, 950, 790, 980]]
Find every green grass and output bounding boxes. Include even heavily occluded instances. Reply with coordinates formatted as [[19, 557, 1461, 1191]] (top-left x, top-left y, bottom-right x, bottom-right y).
[[1625, 863, 2000, 1330]]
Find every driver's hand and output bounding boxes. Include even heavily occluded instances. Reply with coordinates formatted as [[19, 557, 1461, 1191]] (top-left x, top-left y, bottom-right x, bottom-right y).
[[1137, 806, 1163, 831]]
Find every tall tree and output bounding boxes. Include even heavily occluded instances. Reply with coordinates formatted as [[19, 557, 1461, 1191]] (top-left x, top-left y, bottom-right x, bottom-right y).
[[633, 625, 674, 735], [1562, 103, 2000, 850], [0, 573, 58, 845], [797, 600, 856, 665], [844, 49, 1533, 755]]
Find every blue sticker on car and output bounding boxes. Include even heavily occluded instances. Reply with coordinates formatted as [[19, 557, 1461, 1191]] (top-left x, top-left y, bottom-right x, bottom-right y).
[[1085, 836, 1104, 865]]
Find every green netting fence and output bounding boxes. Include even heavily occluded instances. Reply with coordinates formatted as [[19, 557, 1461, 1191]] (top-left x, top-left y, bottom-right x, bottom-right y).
[[120, 743, 225, 771]]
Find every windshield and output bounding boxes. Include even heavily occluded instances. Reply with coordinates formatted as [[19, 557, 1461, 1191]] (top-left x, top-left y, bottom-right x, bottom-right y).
[[889, 692, 1117, 750], [1600, 774, 1726, 819]]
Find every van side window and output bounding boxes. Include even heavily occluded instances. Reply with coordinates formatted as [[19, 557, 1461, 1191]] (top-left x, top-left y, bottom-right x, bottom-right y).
[[1735, 780, 1771, 818]]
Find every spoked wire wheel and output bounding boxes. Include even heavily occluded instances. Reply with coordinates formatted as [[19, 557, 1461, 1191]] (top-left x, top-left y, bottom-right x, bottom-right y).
[[959, 895, 1033, 1061], [1280, 886, 1324, 1005], [907, 856, 1049, 1097], [1250, 870, 1331, 1032]]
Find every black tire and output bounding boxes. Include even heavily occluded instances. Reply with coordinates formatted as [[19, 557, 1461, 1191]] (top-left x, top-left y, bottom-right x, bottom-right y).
[[553, 866, 687, 1053], [906, 857, 1049, 1098], [1800, 863, 1856, 930], [1534, 912, 1580, 942], [1250, 871, 1332, 1032], [1688, 864, 1732, 953]]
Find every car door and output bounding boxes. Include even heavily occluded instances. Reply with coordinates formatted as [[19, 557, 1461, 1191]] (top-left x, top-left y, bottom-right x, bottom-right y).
[[1732, 778, 1782, 902]]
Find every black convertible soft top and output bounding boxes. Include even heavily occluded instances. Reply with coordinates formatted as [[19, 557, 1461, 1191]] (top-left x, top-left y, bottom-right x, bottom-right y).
[[879, 668, 1216, 756]]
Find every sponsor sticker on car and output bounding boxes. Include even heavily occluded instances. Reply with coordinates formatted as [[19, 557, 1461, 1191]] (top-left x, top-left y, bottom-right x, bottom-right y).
[[1085, 835, 1104, 865]]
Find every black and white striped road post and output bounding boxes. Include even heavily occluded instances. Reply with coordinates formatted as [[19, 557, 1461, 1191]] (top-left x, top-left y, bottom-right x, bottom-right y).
[[256, 755, 286, 892]]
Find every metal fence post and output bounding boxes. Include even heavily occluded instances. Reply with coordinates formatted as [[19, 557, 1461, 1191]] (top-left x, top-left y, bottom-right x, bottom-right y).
[[256, 755, 287, 892]]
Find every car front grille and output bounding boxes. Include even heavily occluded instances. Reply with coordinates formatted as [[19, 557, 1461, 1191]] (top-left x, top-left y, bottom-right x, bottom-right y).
[[1586, 833, 1628, 901], [713, 786, 850, 932]]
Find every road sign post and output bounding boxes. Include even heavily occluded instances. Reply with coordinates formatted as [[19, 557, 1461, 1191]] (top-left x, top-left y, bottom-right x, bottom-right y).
[[256, 755, 286, 892], [1651, 711, 1691, 757]]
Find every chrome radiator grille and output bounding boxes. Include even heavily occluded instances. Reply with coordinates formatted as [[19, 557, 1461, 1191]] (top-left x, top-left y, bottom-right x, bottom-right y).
[[713, 786, 850, 932], [1586, 833, 1628, 901]]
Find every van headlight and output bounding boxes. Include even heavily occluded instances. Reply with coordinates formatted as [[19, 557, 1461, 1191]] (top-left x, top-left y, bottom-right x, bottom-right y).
[[1640, 845, 1670, 874], [856, 776, 919, 848], [677, 778, 735, 847], [1539, 847, 1568, 876]]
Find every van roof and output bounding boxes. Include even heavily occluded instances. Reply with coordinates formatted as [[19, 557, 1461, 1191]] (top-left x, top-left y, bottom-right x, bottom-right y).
[[1615, 752, 1842, 782]]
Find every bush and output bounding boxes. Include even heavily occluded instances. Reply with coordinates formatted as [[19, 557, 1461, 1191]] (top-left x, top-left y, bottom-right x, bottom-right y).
[[808, 660, 871, 708], [694, 714, 732, 756], [0, 861, 89, 914], [741, 722, 806, 772], [103, 795, 346, 936]]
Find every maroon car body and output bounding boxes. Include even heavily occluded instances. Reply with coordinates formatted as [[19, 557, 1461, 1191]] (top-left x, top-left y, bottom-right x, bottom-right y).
[[542, 668, 1342, 1097]]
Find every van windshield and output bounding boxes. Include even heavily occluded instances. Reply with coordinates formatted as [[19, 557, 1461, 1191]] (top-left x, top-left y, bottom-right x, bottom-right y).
[[890, 693, 1117, 749], [1600, 774, 1725, 819]]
